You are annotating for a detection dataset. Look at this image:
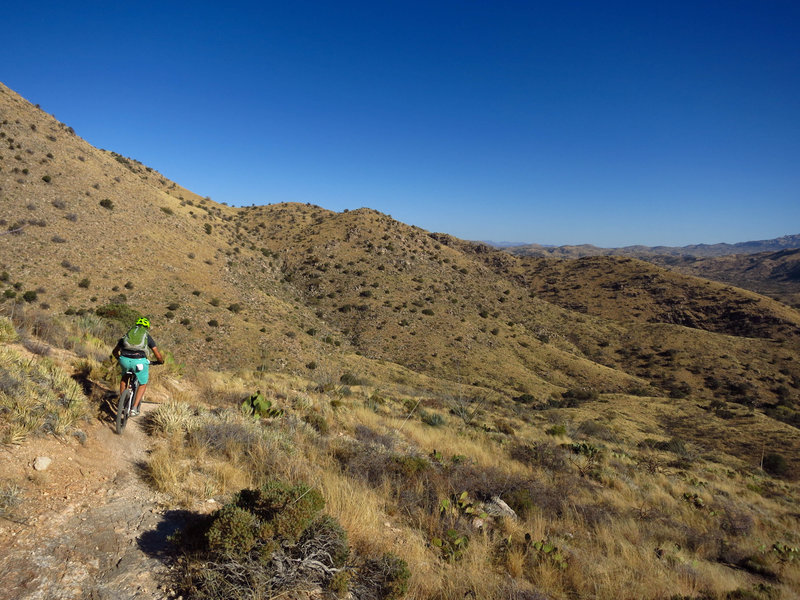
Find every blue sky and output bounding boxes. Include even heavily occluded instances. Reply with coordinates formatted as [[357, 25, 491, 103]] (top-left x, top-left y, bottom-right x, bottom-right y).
[[3, 1, 799, 246]]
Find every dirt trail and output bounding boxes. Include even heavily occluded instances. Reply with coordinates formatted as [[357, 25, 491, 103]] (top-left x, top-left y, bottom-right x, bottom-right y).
[[0, 401, 187, 600]]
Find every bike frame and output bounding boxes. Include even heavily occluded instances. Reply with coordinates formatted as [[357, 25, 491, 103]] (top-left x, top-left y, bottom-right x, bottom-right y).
[[115, 366, 142, 434]]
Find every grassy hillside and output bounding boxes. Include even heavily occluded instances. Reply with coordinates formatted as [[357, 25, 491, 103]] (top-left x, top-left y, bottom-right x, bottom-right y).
[[650, 249, 800, 309], [2, 80, 800, 599]]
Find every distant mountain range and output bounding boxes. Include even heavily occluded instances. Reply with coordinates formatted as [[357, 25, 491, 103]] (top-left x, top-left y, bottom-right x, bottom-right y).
[[497, 235, 800, 258]]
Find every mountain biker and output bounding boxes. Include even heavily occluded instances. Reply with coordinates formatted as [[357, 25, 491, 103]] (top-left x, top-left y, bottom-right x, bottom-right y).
[[111, 317, 164, 416]]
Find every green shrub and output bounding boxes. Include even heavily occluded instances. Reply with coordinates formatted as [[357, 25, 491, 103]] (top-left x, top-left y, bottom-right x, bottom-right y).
[[22, 291, 37, 303], [340, 372, 363, 386], [546, 424, 567, 436], [421, 411, 445, 427], [206, 504, 259, 557], [99, 198, 114, 210], [0, 317, 18, 343], [173, 480, 351, 598], [513, 393, 536, 404], [41, 175, 51, 183], [78, 278, 90, 288], [303, 412, 329, 435], [354, 553, 411, 600], [95, 303, 140, 325], [763, 453, 788, 477]]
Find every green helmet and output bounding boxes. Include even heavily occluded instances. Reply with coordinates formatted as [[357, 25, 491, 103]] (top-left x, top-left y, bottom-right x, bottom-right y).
[[135, 317, 151, 328]]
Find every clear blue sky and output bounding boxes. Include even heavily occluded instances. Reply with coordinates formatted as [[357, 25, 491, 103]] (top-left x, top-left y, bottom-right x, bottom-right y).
[[3, 1, 798, 246]]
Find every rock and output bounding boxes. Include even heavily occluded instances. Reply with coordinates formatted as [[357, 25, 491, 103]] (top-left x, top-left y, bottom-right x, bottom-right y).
[[484, 495, 518, 520], [33, 456, 52, 471]]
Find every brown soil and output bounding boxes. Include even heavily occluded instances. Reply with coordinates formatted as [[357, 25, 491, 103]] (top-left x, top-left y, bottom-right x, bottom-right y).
[[0, 399, 203, 599]]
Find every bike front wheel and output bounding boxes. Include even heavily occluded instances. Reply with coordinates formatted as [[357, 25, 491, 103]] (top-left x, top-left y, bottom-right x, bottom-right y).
[[116, 388, 133, 434]]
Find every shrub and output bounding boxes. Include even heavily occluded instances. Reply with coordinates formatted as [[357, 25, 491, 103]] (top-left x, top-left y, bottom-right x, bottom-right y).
[[303, 413, 329, 435], [513, 393, 536, 404], [78, 278, 90, 288], [41, 175, 51, 183], [95, 302, 140, 326], [22, 291, 37, 303], [173, 480, 348, 598], [99, 198, 114, 210], [763, 453, 788, 477], [339, 372, 363, 386], [562, 388, 599, 404], [577, 420, 617, 441], [207, 319, 219, 327], [0, 317, 19, 343], [421, 411, 445, 427], [546, 424, 567, 436], [352, 553, 411, 600]]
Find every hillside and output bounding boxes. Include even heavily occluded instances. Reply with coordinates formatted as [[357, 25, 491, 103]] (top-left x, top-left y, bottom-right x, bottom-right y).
[[650, 249, 800, 309], [2, 81, 800, 599], [3, 79, 800, 460]]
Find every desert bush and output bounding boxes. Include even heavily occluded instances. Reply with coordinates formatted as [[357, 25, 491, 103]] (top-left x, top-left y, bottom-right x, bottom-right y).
[[302, 412, 329, 435], [99, 198, 114, 210], [561, 387, 599, 405], [512, 393, 536, 405], [421, 410, 446, 427], [0, 346, 90, 443], [350, 553, 410, 600], [147, 400, 198, 437], [173, 480, 354, 599], [354, 424, 396, 449], [508, 440, 569, 472], [0, 482, 23, 520], [339, 372, 364, 386], [577, 419, 617, 441], [762, 453, 788, 477], [546, 424, 567, 436], [0, 317, 18, 343], [95, 302, 140, 326]]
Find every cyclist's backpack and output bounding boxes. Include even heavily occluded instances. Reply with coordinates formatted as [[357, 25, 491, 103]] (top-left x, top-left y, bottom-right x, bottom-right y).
[[122, 325, 149, 352]]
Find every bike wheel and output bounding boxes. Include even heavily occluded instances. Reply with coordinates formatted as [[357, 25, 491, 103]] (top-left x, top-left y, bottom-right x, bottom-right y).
[[116, 388, 132, 434]]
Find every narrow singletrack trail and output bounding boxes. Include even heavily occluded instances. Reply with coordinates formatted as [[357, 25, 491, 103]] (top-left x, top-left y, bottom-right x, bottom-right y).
[[0, 400, 185, 600]]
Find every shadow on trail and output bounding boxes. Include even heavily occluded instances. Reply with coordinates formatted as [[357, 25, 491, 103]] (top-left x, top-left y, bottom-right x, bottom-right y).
[[137, 510, 200, 562], [71, 370, 121, 430]]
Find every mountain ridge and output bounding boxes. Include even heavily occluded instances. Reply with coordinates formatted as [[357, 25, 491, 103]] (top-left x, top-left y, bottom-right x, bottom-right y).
[[502, 234, 800, 258]]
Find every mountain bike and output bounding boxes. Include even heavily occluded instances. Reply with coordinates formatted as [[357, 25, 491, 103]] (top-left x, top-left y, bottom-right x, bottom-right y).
[[116, 360, 161, 434]]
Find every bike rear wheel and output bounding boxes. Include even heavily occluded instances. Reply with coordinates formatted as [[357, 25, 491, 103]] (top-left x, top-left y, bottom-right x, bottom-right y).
[[116, 388, 133, 434]]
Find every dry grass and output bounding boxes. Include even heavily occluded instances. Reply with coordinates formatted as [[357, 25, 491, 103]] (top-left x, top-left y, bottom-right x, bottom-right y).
[[3, 81, 800, 598], [0, 346, 91, 443]]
